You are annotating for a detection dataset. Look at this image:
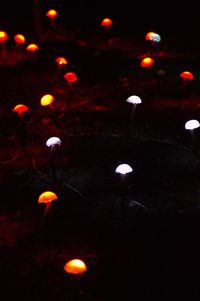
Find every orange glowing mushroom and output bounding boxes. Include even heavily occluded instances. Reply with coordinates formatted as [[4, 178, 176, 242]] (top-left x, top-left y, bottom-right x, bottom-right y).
[[0, 31, 8, 42], [55, 57, 68, 66], [14, 34, 26, 45], [64, 72, 78, 84], [26, 43, 39, 53], [145, 31, 161, 43], [64, 259, 87, 275], [180, 71, 194, 80], [38, 191, 58, 217], [140, 57, 155, 68], [13, 104, 29, 117], [101, 18, 113, 28], [46, 9, 58, 21], [40, 94, 55, 106], [145, 31, 156, 41]]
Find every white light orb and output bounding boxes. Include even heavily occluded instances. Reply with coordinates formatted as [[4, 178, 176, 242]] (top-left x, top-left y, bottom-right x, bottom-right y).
[[150, 33, 161, 43], [46, 137, 62, 147], [126, 95, 142, 105], [115, 164, 133, 175], [185, 120, 200, 130]]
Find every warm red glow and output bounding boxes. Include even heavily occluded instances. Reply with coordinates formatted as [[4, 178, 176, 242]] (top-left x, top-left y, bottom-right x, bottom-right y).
[[101, 18, 113, 28], [26, 43, 39, 52], [46, 9, 58, 21], [64, 72, 78, 83], [14, 34, 26, 44], [140, 57, 154, 68], [13, 104, 29, 115], [40, 94, 55, 106], [180, 71, 194, 80], [55, 57, 68, 65], [38, 191, 58, 204], [0, 31, 8, 42], [64, 259, 87, 275], [145, 31, 156, 41]]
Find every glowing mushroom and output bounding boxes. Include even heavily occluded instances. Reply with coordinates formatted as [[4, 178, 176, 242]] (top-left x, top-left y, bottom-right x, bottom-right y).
[[14, 34, 26, 45], [64, 72, 78, 111], [125, 95, 142, 136], [145, 31, 161, 43], [38, 191, 58, 217], [185, 119, 200, 157], [180, 71, 194, 92], [54, 57, 68, 80], [46, 9, 58, 27], [26, 43, 39, 59], [64, 259, 87, 275], [40, 94, 55, 107], [115, 163, 133, 208], [140, 57, 154, 68], [0, 31, 8, 60], [46, 136, 61, 181], [13, 104, 29, 153], [101, 17, 113, 29]]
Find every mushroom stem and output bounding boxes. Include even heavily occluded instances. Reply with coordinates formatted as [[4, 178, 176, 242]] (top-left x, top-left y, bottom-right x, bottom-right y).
[[49, 145, 58, 181], [120, 174, 126, 208], [43, 202, 52, 218], [19, 113, 27, 154]]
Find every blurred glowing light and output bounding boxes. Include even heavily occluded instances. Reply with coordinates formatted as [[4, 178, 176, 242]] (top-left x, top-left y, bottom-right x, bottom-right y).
[[13, 104, 29, 115], [38, 191, 58, 204], [26, 43, 39, 53], [140, 57, 154, 68], [46, 9, 58, 21], [46, 137, 61, 147], [55, 57, 68, 65], [0, 31, 8, 42], [115, 164, 133, 175], [185, 120, 200, 130], [180, 71, 194, 80], [40, 94, 55, 106], [145, 31, 161, 42], [14, 34, 26, 44], [64, 259, 87, 275], [64, 72, 78, 83], [101, 18, 113, 28], [126, 95, 142, 104]]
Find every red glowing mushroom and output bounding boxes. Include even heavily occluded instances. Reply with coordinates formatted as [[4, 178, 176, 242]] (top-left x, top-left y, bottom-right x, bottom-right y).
[[14, 34, 26, 45], [101, 18, 113, 29], [140, 57, 154, 68], [64, 72, 78, 84], [180, 71, 194, 80], [13, 104, 29, 117], [55, 56, 68, 66], [46, 9, 58, 21], [38, 191, 58, 217], [13, 104, 29, 153]]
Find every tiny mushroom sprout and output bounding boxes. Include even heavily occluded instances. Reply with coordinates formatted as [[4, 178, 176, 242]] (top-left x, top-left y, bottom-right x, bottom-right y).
[[115, 163, 133, 208], [125, 95, 142, 136], [185, 119, 200, 156], [64, 259, 87, 276], [101, 17, 113, 29], [140, 57, 154, 68], [46, 136, 62, 181], [38, 191, 58, 217]]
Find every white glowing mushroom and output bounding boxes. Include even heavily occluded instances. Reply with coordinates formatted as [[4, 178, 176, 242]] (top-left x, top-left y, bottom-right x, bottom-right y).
[[115, 163, 133, 208], [46, 136, 61, 148], [150, 33, 161, 43], [125, 95, 142, 137], [185, 119, 200, 157], [46, 136, 61, 181], [126, 95, 142, 105]]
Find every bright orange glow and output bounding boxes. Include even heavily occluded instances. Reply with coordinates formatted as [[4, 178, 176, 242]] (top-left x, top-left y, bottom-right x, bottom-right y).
[[14, 34, 26, 44], [140, 57, 154, 68], [40, 94, 55, 106], [13, 104, 29, 115], [64, 259, 87, 275], [38, 191, 58, 204], [0, 31, 8, 42], [101, 18, 113, 28], [46, 9, 58, 21], [26, 43, 39, 52], [55, 57, 68, 65], [64, 72, 78, 83], [145, 31, 156, 41], [180, 71, 194, 80]]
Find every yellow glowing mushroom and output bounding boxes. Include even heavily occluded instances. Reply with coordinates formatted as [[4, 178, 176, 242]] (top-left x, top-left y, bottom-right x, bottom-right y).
[[46, 9, 58, 21], [40, 94, 55, 107], [0, 31, 8, 42], [140, 57, 154, 68], [38, 191, 58, 217], [64, 259, 87, 275], [26, 43, 39, 53]]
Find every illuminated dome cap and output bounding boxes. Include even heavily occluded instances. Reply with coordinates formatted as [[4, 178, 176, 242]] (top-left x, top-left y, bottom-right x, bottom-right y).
[[126, 95, 142, 104], [46, 9, 58, 20], [140, 57, 154, 68], [101, 17, 113, 27], [55, 57, 68, 65], [145, 31, 161, 42], [40, 94, 55, 106], [115, 164, 133, 175], [14, 34, 26, 44], [26, 43, 39, 52], [185, 120, 200, 130], [13, 104, 29, 114], [64, 72, 78, 83], [180, 71, 194, 80], [46, 137, 62, 147], [0, 31, 8, 42], [64, 259, 87, 275], [38, 191, 58, 204]]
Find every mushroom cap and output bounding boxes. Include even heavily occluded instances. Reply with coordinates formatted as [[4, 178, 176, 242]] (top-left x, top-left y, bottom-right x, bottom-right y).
[[40, 94, 55, 106], [55, 57, 68, 65], [126, 95, 142, 104], [26, 43, 39, 52], [46, 137, 62, 147], [46, 9, 58, 20], [101, 18, 113, 27], [180, 71, 194, 80], [140, 57, 154, 68], [115, 164, 133, 175], [14, 34, 25, 44], [64, 259, 87, 275], [185, 119, 200, 130], [38, 191, 58, 204], [13, 104, 29, 114], [64, 72, 78, 83], [0, 31, 8, 42]]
